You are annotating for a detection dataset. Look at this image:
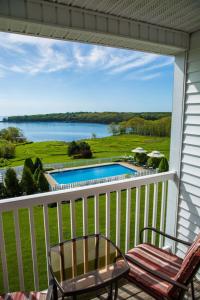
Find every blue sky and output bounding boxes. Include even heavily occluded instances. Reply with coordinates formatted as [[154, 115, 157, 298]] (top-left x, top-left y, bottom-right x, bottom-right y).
[[0, 33, 174, 116]]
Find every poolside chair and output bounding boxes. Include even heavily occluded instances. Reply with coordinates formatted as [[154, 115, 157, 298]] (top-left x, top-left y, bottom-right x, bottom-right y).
[[125, 227, 200, 300], [0, 279, 57, 300]]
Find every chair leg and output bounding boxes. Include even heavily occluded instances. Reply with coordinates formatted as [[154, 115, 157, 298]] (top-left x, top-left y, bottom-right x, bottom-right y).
[[191, 280, 195, 300]]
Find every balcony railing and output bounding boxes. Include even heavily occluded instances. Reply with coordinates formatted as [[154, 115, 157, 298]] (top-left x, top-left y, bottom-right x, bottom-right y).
[[0, 170, 176, 293]]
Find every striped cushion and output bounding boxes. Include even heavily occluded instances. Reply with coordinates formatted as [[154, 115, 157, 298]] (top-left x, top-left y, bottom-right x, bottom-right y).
[[126, 243, 183, 299], [0, 292, 47, 300], [175, 233, 200, 285]]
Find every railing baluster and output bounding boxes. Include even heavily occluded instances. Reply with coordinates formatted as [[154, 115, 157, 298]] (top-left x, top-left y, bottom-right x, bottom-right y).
[[125, 189, 131, 252], [70, 200, 76, 238], [151, 183, 158, 245], [143, 184, 150, 243], [43, 204, 50, 282], [29, 207, 39, 290], [159, 181, 167, 247], [14, 209, 24, 290], [82, 197, 88, 236], [135, 187, 141, 247], [94, 194, 99, 234], [57, 202, 63, 243], [116, 190, 121, 248], [106, 192, 110, 238], [0, 213, 9, 291]]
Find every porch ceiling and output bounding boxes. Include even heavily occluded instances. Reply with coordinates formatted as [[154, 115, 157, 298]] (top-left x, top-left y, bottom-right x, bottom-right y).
[[0, 0, 197, 55], [48, 0, 200, 33]]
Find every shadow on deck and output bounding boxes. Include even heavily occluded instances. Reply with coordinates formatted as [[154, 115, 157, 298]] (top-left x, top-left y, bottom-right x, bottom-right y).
[[84, 279, 200, 300]]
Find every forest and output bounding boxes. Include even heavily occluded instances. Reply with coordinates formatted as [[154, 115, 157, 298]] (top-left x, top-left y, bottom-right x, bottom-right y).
[[3, 111, 171, 124]]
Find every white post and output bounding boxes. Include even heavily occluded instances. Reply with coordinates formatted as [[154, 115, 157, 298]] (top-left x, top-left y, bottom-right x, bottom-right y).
[[165, 51, 187, 251]]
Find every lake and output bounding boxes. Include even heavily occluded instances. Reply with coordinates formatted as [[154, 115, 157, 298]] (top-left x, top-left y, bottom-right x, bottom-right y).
[[0, 120, 110, 142]]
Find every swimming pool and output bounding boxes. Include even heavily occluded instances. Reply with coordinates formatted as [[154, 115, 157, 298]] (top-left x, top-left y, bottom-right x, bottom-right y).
[[50, 164, 137, 185]]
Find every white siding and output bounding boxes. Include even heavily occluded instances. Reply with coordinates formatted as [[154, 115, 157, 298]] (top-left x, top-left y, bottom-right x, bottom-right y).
[[176, 30, 200, 258]]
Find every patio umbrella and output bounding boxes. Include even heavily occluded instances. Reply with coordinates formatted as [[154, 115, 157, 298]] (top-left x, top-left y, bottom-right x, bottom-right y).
[[131, 147, 147, 153], [147, 151, 165, 158]]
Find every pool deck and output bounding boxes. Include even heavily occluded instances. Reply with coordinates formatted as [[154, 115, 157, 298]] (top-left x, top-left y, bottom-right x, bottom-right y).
[[45, 162, 144, 190]]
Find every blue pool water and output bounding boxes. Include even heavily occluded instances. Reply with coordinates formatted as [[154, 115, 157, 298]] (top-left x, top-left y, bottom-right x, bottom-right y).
[[51, 164, 137, 185]]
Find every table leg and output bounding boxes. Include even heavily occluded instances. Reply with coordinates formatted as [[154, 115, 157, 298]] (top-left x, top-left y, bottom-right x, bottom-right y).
[[114, 282, 118, 300], [107, 283, 113, 300]]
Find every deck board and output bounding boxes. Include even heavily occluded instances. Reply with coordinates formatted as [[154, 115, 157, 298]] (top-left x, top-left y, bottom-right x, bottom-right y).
[[87, 279, 200, 300]]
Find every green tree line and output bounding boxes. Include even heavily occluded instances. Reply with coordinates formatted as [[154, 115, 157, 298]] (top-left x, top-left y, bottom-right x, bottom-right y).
[[109, 116, 171, 137], [3, 112, 171, 124]]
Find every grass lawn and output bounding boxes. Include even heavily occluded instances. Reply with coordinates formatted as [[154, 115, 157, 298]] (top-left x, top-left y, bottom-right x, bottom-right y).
[[7, 134, 170, 167], [0, 134, 170, 292]]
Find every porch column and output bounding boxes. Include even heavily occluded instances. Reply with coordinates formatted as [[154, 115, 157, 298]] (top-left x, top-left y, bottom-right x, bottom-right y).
[[165, 51, 187, 251]]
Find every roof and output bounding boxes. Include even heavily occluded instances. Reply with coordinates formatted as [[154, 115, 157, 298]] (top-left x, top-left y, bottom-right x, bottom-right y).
[[47, 0, 200, 33]]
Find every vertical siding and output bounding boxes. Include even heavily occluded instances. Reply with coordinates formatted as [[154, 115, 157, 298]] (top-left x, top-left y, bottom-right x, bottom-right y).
[[176, 31, 200, 258]]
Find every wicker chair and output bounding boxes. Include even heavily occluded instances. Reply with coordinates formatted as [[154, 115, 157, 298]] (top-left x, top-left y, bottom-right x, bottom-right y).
[[125, 227, 200, 300]]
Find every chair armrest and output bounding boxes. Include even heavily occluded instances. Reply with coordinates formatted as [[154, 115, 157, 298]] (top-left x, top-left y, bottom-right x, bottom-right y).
[[140, 227, 192, 246], [125, 255, 188, 291]]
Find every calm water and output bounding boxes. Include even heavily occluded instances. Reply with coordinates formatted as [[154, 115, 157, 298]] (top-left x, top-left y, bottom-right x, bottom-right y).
[[0, 120, 110, 142], [51, 164, 136, 184]]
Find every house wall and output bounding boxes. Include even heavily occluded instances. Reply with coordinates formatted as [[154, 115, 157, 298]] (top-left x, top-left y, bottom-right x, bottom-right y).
[[176, 30, 200, 257]]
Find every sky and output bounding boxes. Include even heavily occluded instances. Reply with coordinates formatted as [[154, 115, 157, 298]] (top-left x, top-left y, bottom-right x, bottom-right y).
[[0, 32, 174, 116]]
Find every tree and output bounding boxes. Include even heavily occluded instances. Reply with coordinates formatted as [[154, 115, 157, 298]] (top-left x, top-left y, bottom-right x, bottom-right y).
[[24, 158, 35, 174], [67, 141, 93, 158], [158, 157, 169, 172], [91, 133, 97, 139], [0, 127, 26, 143], [108, 123, 119, 136], [33, 167, 41, 182], [135, 153, 147, 165], [21, 167, 38, 195], [68, 141, 79, 156], [0, 142, 15, 158], [34, 157, 43, 171], [147, 157, 160, 169], [37, 171, 49, 192], [0, 182, 7, 199], [4, 168, 21, 197]]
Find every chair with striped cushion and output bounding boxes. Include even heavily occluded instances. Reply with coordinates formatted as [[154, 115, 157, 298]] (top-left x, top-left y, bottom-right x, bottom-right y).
[[125, 227, 200, 300], [0, 279, 57, 300]]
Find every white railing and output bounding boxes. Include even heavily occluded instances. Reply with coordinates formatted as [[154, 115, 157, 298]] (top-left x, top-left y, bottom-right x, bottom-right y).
[[0, 171, 176, 293], [51, 169, 157, 190]]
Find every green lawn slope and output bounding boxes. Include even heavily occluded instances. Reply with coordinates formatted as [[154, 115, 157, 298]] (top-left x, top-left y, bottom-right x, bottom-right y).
[[7, 134, 170, 167]]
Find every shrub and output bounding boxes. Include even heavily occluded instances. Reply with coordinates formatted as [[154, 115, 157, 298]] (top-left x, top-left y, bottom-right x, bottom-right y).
[[68, 141, 80, 156], [0, 158, 9, 167], [33, 167, 41, 182], [0, 182, 7, 199], [135, 153, 147, 165], [4, 168, 21, 197], [80, 149, 93, 158], [24, 158, 35, 173], [37, 171, 49, 192], [147, 157, 160, 169], [21, 167, 38, 195], [34, 157, 43, 171], [0, 143, 15, 158], [158, 157, 169, 172], [68, 141, 93, 159]]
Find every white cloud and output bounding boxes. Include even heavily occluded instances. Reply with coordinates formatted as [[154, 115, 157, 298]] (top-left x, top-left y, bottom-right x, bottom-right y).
[[140, 72, 162, 80], [0, 32, 173, 79]]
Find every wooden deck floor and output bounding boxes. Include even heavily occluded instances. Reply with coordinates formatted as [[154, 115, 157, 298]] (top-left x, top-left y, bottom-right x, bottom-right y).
[[85, 279, 200, 300]]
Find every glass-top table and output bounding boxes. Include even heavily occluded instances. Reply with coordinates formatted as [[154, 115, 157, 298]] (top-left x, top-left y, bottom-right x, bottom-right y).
[[49, 234, 129, 299]]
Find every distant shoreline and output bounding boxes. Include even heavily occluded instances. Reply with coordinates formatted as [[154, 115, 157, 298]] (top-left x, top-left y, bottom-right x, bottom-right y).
[[2, 111, 171, 125]]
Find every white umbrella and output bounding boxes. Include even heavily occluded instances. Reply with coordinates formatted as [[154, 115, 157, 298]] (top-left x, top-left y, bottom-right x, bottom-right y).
[[131, 147, 147, 153], [147, 151, 165, 158]]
